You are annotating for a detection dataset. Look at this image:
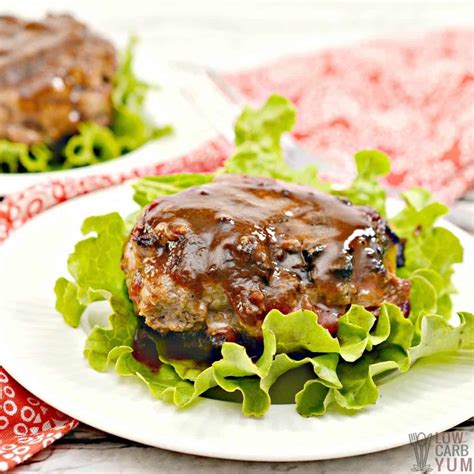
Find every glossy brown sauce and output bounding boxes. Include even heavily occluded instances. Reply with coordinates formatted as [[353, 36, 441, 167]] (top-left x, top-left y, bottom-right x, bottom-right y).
[[128, 175, 408, 338]]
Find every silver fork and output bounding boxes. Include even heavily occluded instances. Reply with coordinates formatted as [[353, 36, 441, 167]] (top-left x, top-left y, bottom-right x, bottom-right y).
[[170, 61, 334, 173], [170, 62, 474, 233]]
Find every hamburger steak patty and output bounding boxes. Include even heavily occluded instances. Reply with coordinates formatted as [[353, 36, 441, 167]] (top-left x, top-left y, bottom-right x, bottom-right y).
[[0, 14, 117, 145], [123, 175, 410, 361]]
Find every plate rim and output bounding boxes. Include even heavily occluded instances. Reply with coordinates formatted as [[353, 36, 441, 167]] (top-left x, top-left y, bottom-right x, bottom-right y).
[[1, 348, 472, 462]]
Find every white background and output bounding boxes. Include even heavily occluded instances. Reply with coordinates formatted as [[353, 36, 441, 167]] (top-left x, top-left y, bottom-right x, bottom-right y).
[[4, 0, 474, 70]]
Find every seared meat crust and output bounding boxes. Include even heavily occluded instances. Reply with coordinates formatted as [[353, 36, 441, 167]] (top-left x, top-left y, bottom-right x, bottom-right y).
[[0, 14, 116, 145], [123, 175, 410, 341]]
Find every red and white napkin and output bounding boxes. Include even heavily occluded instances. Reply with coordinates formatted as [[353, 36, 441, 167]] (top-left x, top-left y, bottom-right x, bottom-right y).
[[0, 368, 78, 471], [228, 29, 474, 202], [0, 29, 473, 470]]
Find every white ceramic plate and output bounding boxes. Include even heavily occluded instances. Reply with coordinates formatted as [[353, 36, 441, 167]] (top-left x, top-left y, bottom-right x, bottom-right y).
[[0, 185, 473, 462]]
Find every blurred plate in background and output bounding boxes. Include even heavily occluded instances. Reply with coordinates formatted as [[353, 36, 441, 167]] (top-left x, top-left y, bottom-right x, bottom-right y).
[[0, 59, 216, 196]]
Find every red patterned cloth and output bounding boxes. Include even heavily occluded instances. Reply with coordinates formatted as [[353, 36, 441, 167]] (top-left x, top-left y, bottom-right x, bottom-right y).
[[227, 29, 474, 202], [0, 368, 78, 471], [0, 139, 231, 243], [1, 29, 473, 470]]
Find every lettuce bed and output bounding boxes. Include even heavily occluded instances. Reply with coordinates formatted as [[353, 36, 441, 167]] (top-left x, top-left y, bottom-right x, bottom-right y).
[[55, 95, 473, 417], [0, 39, 172, 174]]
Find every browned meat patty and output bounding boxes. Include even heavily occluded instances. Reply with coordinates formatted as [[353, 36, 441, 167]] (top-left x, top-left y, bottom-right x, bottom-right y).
[[0, 14, 117, 145], [123, 175, 410, 352]]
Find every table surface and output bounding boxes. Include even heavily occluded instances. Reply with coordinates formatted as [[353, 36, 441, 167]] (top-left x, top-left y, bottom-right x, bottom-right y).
[[13, 421, 474, 473], [4, 0, 474, 472]]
